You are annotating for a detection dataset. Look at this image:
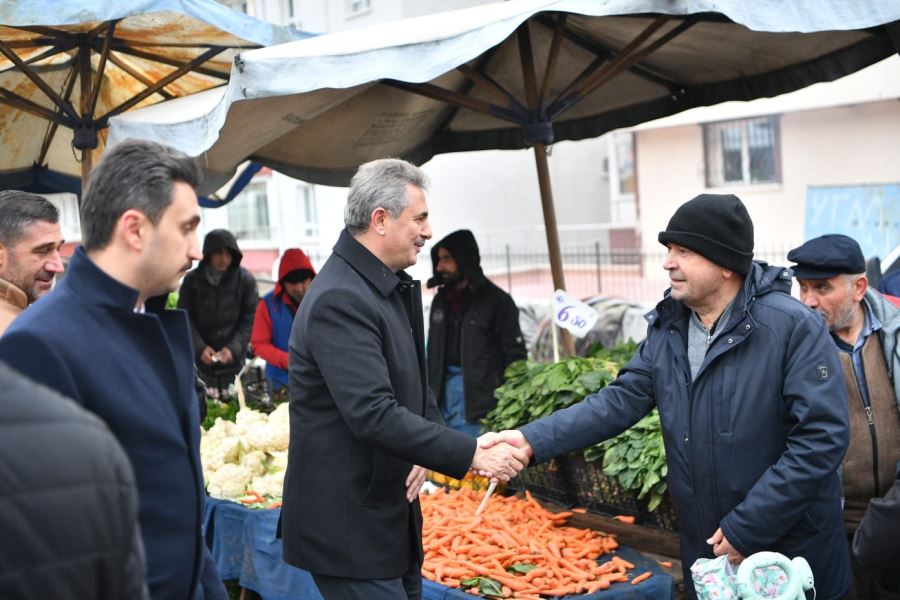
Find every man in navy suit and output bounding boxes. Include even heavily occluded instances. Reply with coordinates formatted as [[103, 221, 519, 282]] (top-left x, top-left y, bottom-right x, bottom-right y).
[[0, 139, 226, 600]]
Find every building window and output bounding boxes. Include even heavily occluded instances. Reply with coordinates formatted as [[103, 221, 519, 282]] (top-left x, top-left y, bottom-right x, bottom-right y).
[[703, 116, 780, 187], [228, 182, 270, 241], [300, 186, 318, 238], [614, 132, 636, 196], [608, 132, 637, 224], [347, 0, 372, 16]]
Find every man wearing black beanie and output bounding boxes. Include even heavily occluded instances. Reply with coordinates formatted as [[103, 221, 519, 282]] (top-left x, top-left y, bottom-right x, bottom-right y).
[[484, 193, 852, 600]]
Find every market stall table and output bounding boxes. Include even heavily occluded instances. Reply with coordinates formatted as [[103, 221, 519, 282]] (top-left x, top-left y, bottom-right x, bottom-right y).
[[203, 497, 674, 600]]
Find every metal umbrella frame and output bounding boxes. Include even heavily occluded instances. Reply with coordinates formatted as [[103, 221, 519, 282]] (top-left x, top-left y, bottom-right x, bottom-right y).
[[0, 0, 307, 189]]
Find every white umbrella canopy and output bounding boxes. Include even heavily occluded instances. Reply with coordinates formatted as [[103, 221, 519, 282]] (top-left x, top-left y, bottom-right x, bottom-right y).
[[0, 0, 308, 189], [109, 0, 900, 296]]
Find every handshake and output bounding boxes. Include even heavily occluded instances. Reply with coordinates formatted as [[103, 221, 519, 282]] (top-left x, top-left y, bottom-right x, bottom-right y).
[[470, 430, 532, 482]]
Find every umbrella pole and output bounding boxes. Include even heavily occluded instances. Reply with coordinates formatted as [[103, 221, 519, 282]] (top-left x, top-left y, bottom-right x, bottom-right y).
[[531, 142, 575, 356], [80, 148, 92, 192], [517, 23, 574, 356], [78, 42, 94, 199]]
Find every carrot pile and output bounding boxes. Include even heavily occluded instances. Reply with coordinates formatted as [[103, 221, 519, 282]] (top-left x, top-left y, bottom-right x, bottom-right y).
[[420, 488, 652, 598]]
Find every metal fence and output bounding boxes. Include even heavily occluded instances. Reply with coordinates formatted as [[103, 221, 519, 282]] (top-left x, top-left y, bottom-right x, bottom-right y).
[[477, 243, 797, 304]]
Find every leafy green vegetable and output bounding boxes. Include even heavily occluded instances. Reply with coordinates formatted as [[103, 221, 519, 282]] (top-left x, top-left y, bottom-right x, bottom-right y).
[[481, 355, 618, 432], [165, 291, 179, 310], [202, 398, 239, 430], [506, 563, 537, 574], [585, 410, 668, 510], [460, 576, 504, 597], [484, 339, 669, 512]]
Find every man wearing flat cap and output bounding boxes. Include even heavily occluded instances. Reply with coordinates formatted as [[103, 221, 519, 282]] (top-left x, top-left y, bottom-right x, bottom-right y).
[[789, 234, 900, 600], [484, 194, 852, 600]]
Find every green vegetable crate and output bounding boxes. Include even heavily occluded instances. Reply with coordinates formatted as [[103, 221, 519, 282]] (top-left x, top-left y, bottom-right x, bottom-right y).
[[564, 453, 679, 531]]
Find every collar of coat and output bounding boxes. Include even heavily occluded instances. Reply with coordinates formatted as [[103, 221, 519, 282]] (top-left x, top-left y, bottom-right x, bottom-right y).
[[63, 247, 168, 313], [646, 260, 793, 331], [0, 277, 27, 310], [332, 229, 415, 297]]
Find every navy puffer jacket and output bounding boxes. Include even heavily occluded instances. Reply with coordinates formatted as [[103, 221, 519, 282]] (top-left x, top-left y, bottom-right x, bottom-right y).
[[521, 262, 851, 600]]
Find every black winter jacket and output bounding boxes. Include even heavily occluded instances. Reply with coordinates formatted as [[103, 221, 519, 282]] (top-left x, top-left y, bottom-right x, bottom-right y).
[[178, 229, 258, 377], [853, 463, 900, 593], [521, 262, 852, 600], [426, 230, 526, 422], [0, 362, 147, 599]]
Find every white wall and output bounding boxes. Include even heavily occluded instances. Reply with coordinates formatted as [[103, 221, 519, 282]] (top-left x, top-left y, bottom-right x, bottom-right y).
[[635, 99, 900, 257]]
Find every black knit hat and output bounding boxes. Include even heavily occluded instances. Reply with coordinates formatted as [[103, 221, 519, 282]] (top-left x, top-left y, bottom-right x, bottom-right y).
[[658, 194, 754, 273]]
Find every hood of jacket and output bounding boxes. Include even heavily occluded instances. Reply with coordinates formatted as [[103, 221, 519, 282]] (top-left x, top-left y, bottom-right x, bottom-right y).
[[201, 229, 242, 268], [275, 248, 316, 298], [427, 229, 485, 289]]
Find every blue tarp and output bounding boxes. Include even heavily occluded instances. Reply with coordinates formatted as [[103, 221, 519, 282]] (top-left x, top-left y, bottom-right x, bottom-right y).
[[203, 497, 674, 600]]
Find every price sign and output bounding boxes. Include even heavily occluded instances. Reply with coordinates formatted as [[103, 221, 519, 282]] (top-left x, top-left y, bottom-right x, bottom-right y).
[[552, 289, 599, 338]]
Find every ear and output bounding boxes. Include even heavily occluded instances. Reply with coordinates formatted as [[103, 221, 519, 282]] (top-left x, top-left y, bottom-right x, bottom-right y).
[[853, 274, 868, 302], [370, 207, 388, 236], [119, 208, 148, 251], [0, 241, 7, 270]]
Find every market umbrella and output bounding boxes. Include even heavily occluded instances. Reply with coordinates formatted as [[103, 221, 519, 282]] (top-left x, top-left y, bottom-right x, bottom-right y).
[[108, 0, 900, 296], [0, 0, 308, 190]]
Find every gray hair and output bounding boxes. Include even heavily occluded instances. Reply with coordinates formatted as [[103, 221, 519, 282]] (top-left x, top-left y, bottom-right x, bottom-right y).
[[0, 190, 59, 247], [344, 158, 428, 235], [81, 139, 201, 251]]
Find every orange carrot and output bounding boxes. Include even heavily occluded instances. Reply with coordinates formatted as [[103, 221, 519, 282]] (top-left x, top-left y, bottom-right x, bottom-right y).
[[613, 515, 636, 524], [631, 571, 653, 585]]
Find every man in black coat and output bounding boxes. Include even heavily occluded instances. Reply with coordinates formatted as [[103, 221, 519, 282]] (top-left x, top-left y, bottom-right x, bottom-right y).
[[426, 229, 526, 436], [0, 140, 227, 600], [282, 158, 530, 600], [0, 361, 147, 599], [178, 228, 258, 396]]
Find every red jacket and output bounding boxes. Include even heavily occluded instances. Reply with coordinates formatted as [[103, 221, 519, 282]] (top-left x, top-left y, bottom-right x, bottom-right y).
[[251, 249, 315, 369]]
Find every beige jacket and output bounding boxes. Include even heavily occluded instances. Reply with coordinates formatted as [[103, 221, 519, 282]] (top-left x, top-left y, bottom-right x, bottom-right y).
[[0, 278, 27, 336]]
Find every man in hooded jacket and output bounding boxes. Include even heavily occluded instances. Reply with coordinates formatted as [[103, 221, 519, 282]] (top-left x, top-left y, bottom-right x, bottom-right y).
[[483, 194, 852, 600], [178, 228, 258, 395], [251, 248, 316, 399], [426, 229, 526, 436]]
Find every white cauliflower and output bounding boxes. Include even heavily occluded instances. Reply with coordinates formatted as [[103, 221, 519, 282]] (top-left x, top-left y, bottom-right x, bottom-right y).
[[269, 451, 288, 471], [207, 463, 253, 499], [241, 450, 268, 476], [245, 420, 272, 452], [250, 470, 286, 499]]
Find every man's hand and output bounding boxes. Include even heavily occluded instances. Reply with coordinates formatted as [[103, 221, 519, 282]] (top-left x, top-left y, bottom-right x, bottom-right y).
[[405, 465, 427, 502], [200, 346, 217, 365], [216, 347, 234, 364], [471, 432, 531, 481], [478, 430, 533, 458], [707, 528, 745, 564]]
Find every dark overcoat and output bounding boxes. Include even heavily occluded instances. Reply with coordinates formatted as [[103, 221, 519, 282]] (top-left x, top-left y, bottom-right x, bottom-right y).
[[521, 262, 852, 600], [282, 230, 476, 578], [0, 247, 225, 600]]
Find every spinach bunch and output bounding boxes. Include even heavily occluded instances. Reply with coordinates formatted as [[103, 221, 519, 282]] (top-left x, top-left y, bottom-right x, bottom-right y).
[[480, 355, 619, 432], [585, 410, 668, 510]]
